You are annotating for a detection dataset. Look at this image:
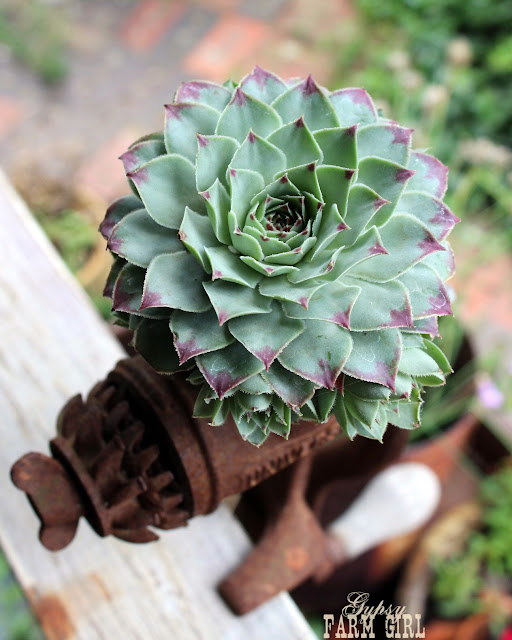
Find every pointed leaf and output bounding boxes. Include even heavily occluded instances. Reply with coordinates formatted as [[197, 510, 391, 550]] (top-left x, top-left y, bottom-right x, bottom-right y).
[[346, 276, 414, 330], [216, 88, 282, 143], [129, 155, 204, 229], [197, 341, 265, 398], [228, 212, 265, 260], [103, 257, 126, 298], [141, 252, 209, 312], [334, 226, 387, 277], [282, 280, 360, 329], [120, 137, 166, 175], [134, 318, 180, 374], [288, 246, 343, 283], [272, 75, 339, 131], [349, 214, 445, 282], [329, 88, 378, 127], [203, 280, 272, 324], [314, 125, 358, 169], [230, 132, 286, 184], [344, 379, 391, 401], [313, 388, 338, 422], [235, 374, 273, 395], [108, 209, 182, 267], [399, 347, 443, 377], [175, 80, 232, 110], [386, 391, 422, 430], [202, 179, 231, 245], [171, 308, 233, 364], [315, 165, 353, 211], [356, 124, 413, 165], [262, 361, 316, 410], [279, 320, 352, 389], [240, 256, 298, 277], [422, 240, 455, 281], [259, 275, 327, 308], [112, 264, 168, 318], [178, 206, 219, 272], [342, 185, 388, 246], [357, 157, 415, 226], [398, 191, 459, 241], [399, 262, 452, 319], [406, 151, 448, 198], [195, 134, 239, 192], [100, 195, 142, 239], [228, 302, 305, 369], [240, 66, 288, 102], [229, 168, 265, 227], [280, 162, 322, 200], [267, 117, 323, 169], [345, 393, 381, 426], [307, 204, 348, 259], [164, 102, 220, 162], [206, 246, 261, 287], [343, 329, 402, 391]]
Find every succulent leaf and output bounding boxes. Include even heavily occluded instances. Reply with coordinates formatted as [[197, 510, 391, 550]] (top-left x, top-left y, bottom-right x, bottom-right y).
[[100, 67, 459, 444]]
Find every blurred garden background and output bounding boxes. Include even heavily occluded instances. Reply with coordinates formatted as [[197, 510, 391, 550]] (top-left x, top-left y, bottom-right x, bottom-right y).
[[1, 0, 511, 637]]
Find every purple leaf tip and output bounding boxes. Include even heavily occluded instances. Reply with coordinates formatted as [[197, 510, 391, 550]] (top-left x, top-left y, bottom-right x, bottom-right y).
[[396, 168, 416, 183], [369, 242, 388, 256], [197, 133, 209, 147], [165, 103, 184, 119], [346, 124, 358, 137], [232, 87, 247, 105], [345, 169, 355, 180], [374, 198, 390, 210], [247, 130, 256, 143], [295, 115, 305, 128], [302, 74, 319, 96]]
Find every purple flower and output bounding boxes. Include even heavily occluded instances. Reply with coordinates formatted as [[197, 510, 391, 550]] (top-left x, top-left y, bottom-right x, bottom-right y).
[[477, 376, 505, 410]]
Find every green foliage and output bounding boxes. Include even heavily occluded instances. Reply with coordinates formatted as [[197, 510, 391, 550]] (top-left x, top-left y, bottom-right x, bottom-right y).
[[355, 0, 512, 147], [431, 465, 512, 625], [409, 316, 476, 442], [340, 2, 512, 245], [0, 0, 68, 85], [37, 209, 97, 274], [0, 550, 43, 640]]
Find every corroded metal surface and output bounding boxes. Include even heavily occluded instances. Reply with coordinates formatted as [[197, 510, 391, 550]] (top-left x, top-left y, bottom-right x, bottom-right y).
[[11, 355, 340, 551]]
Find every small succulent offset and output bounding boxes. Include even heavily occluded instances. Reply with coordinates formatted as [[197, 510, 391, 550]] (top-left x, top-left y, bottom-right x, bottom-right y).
[[100, 66, 459, 446]]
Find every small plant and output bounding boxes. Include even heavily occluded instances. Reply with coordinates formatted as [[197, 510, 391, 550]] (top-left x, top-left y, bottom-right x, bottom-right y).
[[431, 464, 512, 635], [100, 67, 459, 445]]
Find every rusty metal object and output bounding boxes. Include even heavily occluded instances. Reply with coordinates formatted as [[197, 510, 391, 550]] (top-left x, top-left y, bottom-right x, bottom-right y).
[[220, 426, 410, 614], [11, 355, 340, 551]]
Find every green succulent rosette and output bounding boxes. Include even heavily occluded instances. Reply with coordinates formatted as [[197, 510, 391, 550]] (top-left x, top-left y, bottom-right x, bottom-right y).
[[100, 67, 460, 446]]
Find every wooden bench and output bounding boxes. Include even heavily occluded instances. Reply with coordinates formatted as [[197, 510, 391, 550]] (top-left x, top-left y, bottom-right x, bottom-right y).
[[0, 171, 316, 639]]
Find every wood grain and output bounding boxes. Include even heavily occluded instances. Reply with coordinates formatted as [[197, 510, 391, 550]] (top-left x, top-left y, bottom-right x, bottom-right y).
[[0, 171, 315, 639]]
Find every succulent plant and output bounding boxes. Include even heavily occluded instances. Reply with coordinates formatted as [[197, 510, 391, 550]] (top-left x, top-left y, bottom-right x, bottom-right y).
[[100, 66, 459, 446]]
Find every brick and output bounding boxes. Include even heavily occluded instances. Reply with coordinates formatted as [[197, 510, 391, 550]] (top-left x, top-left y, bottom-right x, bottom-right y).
[[183, 14, 267, 81], [74, 129, 139, 212], [453, 254, 512, 331], [120, 0, 187, 52], [0, 97, 25, 141]]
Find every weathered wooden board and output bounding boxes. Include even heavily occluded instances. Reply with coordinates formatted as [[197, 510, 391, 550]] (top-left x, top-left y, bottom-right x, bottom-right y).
[[0, 171, 315, 640]]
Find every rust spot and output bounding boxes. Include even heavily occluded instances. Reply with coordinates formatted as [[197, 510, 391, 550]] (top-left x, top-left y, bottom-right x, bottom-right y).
[[89, 572, 113, 602], [30, 591, 74, 640], [285, 545, 310, 571]]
